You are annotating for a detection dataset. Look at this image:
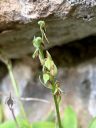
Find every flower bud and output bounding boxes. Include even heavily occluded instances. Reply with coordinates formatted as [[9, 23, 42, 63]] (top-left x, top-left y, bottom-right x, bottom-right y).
[[38, 21, 45, 28], [33, 37, 42, 49]]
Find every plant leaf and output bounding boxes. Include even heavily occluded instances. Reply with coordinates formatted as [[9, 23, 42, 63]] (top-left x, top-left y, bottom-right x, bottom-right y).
[[0, 120, 16, 128], [0, 119, 31, 128], [88, 118, 96, 128], [32, 122, 55, 128], [62, 106, 78, 128], [0, 104, 4, 123]]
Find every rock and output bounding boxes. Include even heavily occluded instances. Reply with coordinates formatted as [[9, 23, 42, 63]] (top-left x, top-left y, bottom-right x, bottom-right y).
[[0, 0, 96, 58]]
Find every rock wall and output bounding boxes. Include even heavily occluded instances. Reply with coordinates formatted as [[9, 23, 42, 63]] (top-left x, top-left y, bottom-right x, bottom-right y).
[[0, 0, 96, 58]]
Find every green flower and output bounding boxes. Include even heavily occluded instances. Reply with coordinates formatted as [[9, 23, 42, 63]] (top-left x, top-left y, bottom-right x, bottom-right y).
[[33, 37, 42, 49], [38, 21, 45, 28], [44, 51, 57, 76]]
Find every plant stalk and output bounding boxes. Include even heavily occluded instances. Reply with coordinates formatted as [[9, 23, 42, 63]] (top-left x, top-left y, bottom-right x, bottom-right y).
[[6, 61, 28, 121], [53, 94, 62, 128], [7, 62, 19, 97], [39, 47, 62, 128], [33, 21, 62, 128], [52, 81, 62, 128]]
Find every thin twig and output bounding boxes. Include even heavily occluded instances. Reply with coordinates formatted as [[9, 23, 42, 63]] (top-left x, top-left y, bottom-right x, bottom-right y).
[[10, 108, 20, 128], [20, 97, 50, 103]]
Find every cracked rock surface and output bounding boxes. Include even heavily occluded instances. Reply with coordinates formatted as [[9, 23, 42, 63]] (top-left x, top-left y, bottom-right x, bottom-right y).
[[0, 0, 96, 58]]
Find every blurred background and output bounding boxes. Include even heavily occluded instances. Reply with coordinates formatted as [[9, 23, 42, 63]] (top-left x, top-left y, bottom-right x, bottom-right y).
[[0, 0, 96, 127]]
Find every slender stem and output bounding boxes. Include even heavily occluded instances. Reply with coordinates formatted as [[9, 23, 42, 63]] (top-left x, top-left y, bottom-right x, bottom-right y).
[[7, 62, 19, 97], [10, 108, 20, 128], [38, 47, 62, 128], [34, 21, 62, 128], [40, 27, 49, 44], [52, 81, 62, 128], [53, 95, 62, 128], [0, 54, 29, 125], [6, 61, 28, 121]]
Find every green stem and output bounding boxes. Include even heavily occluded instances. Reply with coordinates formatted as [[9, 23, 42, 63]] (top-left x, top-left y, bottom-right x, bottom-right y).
[[34, 21, 61, 127], [52, 82, 62, 128], [40, 27, 49, 44], [0, 53, 29, 125], [7, 62, 19, 97], [38, 48, 62, 128], [53, 94, 62, 128], [6, 61, 28, 121]]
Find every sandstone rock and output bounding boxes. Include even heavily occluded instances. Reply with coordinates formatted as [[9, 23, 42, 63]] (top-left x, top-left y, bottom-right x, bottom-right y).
[[0, 0, 96, 58]]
